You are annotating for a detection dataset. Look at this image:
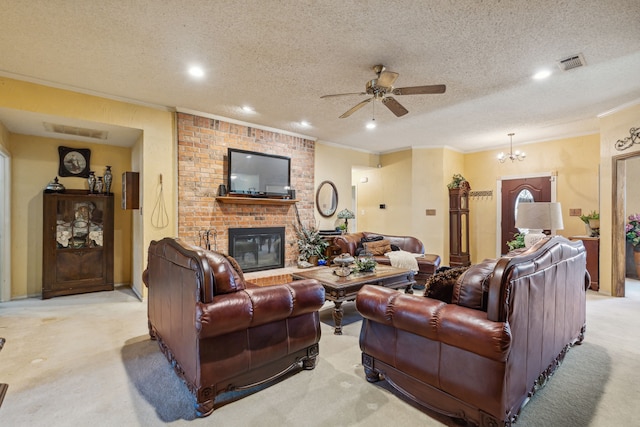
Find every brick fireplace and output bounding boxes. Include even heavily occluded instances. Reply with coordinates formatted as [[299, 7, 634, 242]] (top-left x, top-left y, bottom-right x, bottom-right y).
[[177, 112, 315, 269], [228, 226, 285, 272]]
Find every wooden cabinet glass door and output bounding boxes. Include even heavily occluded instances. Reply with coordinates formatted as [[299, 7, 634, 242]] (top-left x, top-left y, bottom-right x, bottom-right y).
[[42, 190, 114, 299]]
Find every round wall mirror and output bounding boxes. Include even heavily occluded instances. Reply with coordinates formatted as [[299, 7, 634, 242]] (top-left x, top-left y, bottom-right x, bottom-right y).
[[316, 180, 338, 217]]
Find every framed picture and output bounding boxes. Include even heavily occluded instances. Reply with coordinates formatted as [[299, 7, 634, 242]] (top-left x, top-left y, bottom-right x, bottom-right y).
[[58, 146, 91, 178]]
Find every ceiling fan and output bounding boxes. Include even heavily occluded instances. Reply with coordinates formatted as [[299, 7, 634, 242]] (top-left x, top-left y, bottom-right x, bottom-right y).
[[321, 64, 446, 119]]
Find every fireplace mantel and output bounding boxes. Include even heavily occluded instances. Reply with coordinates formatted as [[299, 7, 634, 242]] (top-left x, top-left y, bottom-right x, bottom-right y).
[[215, 196, 298, 206]]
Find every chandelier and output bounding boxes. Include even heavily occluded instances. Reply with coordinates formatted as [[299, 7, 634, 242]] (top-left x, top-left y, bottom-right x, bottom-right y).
[[497, 133, 526, 163]]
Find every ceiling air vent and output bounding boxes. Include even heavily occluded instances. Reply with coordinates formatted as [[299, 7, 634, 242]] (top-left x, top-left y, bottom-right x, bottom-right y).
[[43, 122, 109, 140], [557, 53, 586, 71]]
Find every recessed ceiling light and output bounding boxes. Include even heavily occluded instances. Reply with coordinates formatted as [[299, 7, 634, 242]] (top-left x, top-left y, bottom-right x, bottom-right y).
[[188, 66, 205, 78], [366, 120, 377, 130], [242, 105, 255, 113], [532, 69, 552, 80], [300, 121, 310, 127]]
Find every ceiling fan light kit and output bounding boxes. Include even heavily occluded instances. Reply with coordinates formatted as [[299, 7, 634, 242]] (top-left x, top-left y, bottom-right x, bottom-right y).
[[321, 64, 446, 119]]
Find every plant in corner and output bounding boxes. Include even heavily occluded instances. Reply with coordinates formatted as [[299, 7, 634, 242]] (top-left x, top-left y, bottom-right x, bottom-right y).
[[294, 222, 329, 263]]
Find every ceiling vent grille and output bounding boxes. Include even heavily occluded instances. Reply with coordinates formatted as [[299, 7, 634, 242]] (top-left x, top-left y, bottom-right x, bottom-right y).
[[43, 122, 109, 140], [558, 53, 586, 71]]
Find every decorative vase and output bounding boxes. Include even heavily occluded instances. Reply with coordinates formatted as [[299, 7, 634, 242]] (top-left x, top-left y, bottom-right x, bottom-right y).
[[634, 248, 640, 279], [308, 255, 319, 266], [95, 176, 104, 194], [87, 171, 96, 193], [103, 166, 112, 194]]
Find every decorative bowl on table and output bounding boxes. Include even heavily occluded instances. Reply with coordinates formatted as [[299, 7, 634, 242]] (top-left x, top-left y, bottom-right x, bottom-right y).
[[333, 253, 354, 276]]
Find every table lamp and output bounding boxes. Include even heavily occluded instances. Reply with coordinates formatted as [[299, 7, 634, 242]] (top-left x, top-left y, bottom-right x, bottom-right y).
[[515, 202, 564, 247], [337, 208, 355, 232]]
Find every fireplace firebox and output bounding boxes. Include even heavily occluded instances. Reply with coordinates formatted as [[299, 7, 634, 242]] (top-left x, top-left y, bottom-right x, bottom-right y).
[[228, 227, 285, 272]]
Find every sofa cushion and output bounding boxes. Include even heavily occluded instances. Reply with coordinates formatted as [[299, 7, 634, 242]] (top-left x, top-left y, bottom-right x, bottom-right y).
[[354, 235, 384, 256], [367, 239, 392, 255], [451, 259, 497, 311], [201, 251, 246, 296], [424, 266, 469, 303]]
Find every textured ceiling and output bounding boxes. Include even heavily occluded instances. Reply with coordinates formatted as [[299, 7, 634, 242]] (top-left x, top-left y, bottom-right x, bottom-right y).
[[1, 0, 640, 152]]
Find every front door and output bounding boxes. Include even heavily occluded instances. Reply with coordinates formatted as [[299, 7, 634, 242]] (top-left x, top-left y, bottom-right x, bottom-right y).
[[500, 177, 552, 254]]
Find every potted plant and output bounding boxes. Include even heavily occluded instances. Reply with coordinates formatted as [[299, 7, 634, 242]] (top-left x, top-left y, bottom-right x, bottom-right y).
[[626, 213, 640, 277], [580, 210, 600, 237], [352, 256, 377, 273], [447, 173, 470, 190], [506, 232, 525, 252], [294, 222, 329, 266]]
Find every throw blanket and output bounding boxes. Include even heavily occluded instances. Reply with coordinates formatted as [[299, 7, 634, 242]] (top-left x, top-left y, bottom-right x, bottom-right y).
[[385, 250, 421, 273]]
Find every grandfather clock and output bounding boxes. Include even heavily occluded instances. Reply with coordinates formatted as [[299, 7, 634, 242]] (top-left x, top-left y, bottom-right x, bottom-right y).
[[449, 184, 471, 267]]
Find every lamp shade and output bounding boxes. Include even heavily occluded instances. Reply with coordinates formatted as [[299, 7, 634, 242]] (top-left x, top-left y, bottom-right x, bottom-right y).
[[337, 208, 355, 220], [515, 202, 564, 230]]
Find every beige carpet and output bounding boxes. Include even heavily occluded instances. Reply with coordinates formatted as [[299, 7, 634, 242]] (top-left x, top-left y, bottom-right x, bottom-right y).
[[0, 281, 638, 426]]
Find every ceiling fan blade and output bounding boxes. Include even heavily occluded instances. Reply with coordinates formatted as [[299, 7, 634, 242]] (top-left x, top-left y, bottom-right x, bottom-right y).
[[377, 71, 399, 88], [320, 92, 367, 99], [382, 97, 409, 117], [392, 84, 446, 95], [339, 98, 373, 118]]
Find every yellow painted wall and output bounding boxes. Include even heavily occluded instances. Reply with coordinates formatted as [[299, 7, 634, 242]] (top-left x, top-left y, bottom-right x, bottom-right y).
[[408, 148, 464, 264], [353, 150, 418, 235], [343, 147, 463, 264], [464, 134, 600, 263], [373, 150, 413, 234], [314, 142, 377, 231], [0, 122, 9, 150], [352, 166, 382, 232], [10, 134, 132, 297], [0, 77, 175, 299]]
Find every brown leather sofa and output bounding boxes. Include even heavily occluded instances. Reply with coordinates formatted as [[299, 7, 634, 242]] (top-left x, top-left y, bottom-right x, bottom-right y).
[[355, 236, 589, 426], [333, 231, 441, 285], [143, 238, 325, 417]]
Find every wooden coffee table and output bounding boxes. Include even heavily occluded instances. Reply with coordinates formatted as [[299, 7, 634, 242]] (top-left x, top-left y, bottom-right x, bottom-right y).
[[292, 265, 415, 334]]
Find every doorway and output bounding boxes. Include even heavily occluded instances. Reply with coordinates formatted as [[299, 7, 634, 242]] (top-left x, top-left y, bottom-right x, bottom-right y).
[[613, 152, 640, 297], [0, 146, 10, 302], [497, 173, 556, 256]]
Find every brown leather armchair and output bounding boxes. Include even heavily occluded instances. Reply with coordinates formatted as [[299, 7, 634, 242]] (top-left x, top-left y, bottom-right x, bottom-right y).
[[334, 231, 441, 285], [355, 236, 589, 426], [143, 238, 325, 417]]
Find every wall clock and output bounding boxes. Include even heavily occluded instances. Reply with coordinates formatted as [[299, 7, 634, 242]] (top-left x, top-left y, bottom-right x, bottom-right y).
[[58, 146, 91, 178]]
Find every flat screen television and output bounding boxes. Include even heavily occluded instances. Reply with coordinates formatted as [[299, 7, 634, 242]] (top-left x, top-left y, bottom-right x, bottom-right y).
[[227, 148, 291, 197]]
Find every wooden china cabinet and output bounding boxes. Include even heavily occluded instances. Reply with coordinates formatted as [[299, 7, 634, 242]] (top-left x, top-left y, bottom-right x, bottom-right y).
[[42, 190, 114, 299], [449, 186, 471, 267]]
